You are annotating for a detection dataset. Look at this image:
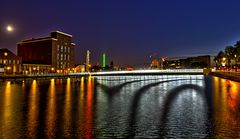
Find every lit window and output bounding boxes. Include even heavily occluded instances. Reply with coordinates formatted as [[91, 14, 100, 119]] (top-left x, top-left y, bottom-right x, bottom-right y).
[[61, 54, 63, 60], [17, 60, 19, 64], [3, 60, 7, 64], [0, 59, 2, 64], [68, 55, 70, 61], [61, 46, 63, 52], [13, 60, 15, 64], [9, 60, 11, 64], [68, 47, 70, 53]]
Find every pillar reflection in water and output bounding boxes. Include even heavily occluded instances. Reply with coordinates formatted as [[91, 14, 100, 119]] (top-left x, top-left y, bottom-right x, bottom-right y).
[[27, 80, 39, 138], [212, 77, 240, 138], [45, 79, 56, 137]]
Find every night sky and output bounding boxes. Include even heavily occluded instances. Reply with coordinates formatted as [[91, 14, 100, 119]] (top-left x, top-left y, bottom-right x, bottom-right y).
[[1, 0, 240, 67]]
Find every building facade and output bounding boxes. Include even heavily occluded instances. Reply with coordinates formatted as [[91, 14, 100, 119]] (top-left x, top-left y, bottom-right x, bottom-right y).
[[0, 48, 22, 74], [17, 31, 75, 73], [164, 55, 211, 69], [181, 55, 211, 68]]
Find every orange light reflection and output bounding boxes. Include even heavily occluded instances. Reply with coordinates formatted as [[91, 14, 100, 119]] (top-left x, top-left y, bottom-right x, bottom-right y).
[[46, 79, 56, 137], [85, 77, 93, 139], [27, 80, 39, 138], [63, 78, 71, 136]]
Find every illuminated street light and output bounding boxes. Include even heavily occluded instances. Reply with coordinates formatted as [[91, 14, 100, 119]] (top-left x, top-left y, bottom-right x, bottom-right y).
[[222, 57, 226, 66]]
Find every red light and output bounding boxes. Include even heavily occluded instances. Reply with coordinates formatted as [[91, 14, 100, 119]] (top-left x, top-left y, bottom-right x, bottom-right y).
[[127, 67, 134, 71]]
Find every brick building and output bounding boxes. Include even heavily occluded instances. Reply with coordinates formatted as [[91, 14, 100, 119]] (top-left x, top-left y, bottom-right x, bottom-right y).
[[17, 31, 75, 74], [0, 48, 22, 74]]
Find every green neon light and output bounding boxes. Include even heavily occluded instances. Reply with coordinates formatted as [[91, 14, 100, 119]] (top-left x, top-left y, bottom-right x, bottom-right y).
[[102, 53, 106, 67]]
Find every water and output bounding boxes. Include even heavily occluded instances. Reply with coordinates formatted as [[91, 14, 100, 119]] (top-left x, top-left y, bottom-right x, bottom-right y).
[[0, 75, 239, 138]]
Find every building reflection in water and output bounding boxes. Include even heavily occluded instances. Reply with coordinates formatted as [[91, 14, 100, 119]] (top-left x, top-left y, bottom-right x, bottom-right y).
[[1, 81, 12, 137], [63, 78, 72, 136], [77, 77, 85, 136], [27, 80, 39, 138], [1, 75, 240, 138], [46, 79, 56, 137], [212, 77, 240, 138], [85, 76, 93, 139]]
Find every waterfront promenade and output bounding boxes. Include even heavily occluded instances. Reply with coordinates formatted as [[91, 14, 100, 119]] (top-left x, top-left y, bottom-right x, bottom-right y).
[[211, 70, 240, 82]]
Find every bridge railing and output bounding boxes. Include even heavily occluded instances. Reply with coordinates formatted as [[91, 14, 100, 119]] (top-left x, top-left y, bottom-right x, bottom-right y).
[[69, 69, 204, 76]]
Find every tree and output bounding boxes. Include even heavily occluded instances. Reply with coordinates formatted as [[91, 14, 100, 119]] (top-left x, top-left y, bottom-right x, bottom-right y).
[[233, 41, 240, 70], [224, 46, 235, 68], [234, 41, 240, 62], [214, 51, 225, 68]]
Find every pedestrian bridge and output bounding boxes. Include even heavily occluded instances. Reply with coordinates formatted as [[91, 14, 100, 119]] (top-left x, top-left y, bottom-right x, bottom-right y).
[[69, 69, 205, 76], [0, 69, 207, 80]]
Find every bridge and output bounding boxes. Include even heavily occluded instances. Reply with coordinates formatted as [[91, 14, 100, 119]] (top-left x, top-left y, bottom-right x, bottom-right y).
[[0, 69, 207, 80], [70, 69, 205, 76]]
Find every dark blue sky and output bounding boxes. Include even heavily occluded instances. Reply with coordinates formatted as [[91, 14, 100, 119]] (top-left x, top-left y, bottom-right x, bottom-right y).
[[1, 0, 240, 66]]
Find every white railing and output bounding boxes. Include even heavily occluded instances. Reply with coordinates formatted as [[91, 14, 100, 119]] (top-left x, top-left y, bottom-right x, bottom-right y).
[[69, 69, 203, 76]]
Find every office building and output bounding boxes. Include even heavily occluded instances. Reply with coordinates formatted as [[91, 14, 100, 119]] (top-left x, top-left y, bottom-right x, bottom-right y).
[[17, 31, 75, 73], [164, 55, 211, 69]]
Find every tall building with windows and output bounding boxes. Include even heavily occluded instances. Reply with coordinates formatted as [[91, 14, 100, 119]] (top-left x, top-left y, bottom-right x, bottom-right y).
[[17, 31, 75, 73]]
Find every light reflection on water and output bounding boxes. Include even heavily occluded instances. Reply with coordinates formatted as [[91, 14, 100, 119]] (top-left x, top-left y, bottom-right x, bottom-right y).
[[212, 77, 240, 138], [46, 78, 56, 137], [0, 75, 239, 138]]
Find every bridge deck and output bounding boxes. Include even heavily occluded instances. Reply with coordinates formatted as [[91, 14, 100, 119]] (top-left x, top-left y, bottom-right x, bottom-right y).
[[0, 69, 204, 80]]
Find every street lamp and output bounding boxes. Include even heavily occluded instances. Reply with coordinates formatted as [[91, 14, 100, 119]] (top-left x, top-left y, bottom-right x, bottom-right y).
[[222, 57, 226, 68], [234, 54, 238, 71]]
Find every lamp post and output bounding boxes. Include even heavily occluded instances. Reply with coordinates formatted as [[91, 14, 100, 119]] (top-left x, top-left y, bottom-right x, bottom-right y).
[[222, 57, 226, 71], [234, 54, 238, 72]]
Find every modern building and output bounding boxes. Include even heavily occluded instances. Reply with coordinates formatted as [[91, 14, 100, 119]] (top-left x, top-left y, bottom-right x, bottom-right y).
[[0, 48, 22, 74], [163, 59, 181, 69], [181, 55, 211, 68], [17, 31, 75, 74], [164, 55, 211, 69]]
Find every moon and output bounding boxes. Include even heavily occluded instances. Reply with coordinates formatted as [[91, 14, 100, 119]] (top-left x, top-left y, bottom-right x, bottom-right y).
[[6, 25, 14, 32]]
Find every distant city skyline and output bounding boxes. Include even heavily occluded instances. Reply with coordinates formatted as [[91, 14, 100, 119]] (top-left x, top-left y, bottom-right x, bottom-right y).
[[1, 0, 240, 66]]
